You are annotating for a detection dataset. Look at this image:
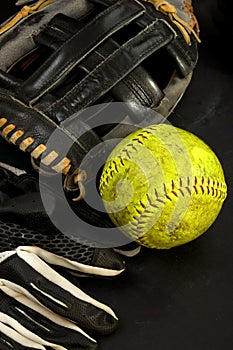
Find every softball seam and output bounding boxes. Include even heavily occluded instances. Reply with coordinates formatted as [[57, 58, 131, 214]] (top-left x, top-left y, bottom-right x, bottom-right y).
[[99, 126, 227, 240], [100, 126, 227, 202]]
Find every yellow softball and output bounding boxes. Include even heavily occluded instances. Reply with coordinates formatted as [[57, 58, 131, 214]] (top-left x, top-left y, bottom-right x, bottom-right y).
[[99, 124, 227, 249]]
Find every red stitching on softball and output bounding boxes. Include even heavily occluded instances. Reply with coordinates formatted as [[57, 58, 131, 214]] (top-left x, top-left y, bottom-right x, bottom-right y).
[[164, 184, 172, 201], [171, 190, 178, 197], [185, 186, 192, 195], [131, 221, 138, 227], [147, 194, 159, 208], [178, 188, 185, 196], [117, 156, 125, 166], [200, 185, 205, 195], [154, 189, 165, 204], [140, 200, 146, 209], [136, 208, 142, 215], [132, 138, 144, 144], [126, 143, 137, 151], [99, 127, 227, 228], [137, 133, 149, 140], [113, 160, 118, 172], [122, 149, 131, 159], [211, 187, 215, 196]]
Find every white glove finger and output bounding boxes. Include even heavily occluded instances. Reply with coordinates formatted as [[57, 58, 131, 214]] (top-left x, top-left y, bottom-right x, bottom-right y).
[[0, 322, 45, 350], [18, 245, 124, 277], [0, 288, 97, 350], [0, 249, 119, 335]]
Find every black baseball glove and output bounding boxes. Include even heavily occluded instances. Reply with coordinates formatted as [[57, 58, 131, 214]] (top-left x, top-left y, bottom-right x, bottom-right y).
[[0, 0, 200, 200]]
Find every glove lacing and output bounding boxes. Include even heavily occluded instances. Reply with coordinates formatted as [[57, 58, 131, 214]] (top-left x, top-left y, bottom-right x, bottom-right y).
[[144, 0, 201, 44], [0, 0, 55, 35]]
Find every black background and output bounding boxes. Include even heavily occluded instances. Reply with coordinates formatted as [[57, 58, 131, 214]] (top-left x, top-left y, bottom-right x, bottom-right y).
[[0, 1, 233, 349]]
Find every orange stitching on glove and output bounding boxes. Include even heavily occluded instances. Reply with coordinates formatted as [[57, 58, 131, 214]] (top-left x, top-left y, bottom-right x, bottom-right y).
[[0, 118, 75, 190], [31, 151, 71, 176], [41, 150, 59, 166], [71, 169, 87, 201], [64, 169, 87, 201], [0, 0, 55, 35], [19, 137, 34, 151], [144, 0, 201, 44], [0, 118, 7, 128], [2, 124, 15, 137], [9, 130, 24, 144], [52, 158, 71, 174], [30, 144, 47, 159], [183, 0, 200, 35]]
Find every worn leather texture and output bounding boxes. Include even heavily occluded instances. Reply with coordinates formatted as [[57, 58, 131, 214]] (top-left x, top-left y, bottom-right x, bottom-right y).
[[0, 0, 199, 178], [1, 1, 232, 349]]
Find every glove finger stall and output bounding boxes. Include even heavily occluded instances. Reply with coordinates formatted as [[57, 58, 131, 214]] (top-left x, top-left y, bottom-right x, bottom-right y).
[[0, 290, 97, 350], [0, 253, 119, 335]]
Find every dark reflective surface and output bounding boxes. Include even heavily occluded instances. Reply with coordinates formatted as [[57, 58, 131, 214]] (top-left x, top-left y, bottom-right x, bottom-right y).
[[0, 1, 232, 349]]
